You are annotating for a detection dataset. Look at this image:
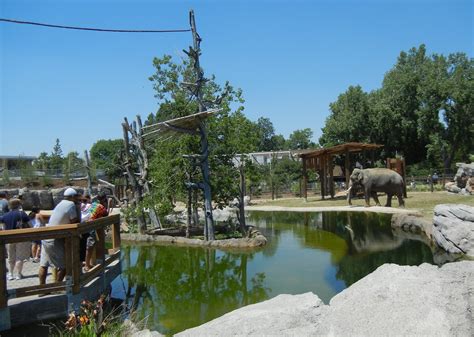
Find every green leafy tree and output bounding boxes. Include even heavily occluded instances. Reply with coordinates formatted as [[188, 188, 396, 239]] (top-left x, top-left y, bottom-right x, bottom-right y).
[[90, 139, 124, 180], [147, 54, 257, 216], [34, 152, 51, 170], [287, 128, 315, 150], [320, 85, 372, 147]]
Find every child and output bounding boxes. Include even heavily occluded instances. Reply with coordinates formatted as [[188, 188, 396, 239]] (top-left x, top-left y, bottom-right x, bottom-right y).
[[30, 206, 45, 263]]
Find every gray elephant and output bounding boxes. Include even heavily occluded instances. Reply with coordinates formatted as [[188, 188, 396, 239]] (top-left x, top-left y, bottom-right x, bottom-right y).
[[347, 168, 405, 207]]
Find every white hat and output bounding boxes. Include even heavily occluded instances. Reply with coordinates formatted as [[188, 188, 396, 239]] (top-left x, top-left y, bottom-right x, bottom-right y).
[[64, 188, 78, 197]]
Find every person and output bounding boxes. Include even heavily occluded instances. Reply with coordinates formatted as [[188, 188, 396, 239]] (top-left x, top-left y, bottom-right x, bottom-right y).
[[38, 188, 81, 285], [432, 172, 439, 185], [0, 199, 31, 280], [0, 192, 9, 217], [427, 175, 434, 193], [29, 206, 45, 263], [82, 192, 109, 271]]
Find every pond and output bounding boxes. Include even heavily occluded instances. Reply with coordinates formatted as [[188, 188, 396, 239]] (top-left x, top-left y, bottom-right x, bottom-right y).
[[111, 211, 434, 335]]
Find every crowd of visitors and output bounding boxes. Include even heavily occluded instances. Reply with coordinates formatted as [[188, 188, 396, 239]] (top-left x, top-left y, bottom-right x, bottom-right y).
[[0, 188, 109, 286]]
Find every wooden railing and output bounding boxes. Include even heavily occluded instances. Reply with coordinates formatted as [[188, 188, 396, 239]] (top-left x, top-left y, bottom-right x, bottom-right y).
[[0, 214, 121, 307]]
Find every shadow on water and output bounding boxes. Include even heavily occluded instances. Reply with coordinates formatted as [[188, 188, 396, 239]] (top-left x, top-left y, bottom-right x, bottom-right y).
[[114, 211, 434, 335]]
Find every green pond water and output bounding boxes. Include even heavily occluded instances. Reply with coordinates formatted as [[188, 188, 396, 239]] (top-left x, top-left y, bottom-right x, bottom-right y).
[[111, 211, 434, 335]]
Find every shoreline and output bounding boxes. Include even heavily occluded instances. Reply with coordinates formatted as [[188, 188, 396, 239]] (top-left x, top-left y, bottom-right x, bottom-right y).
[[246, 204, 421, 215]]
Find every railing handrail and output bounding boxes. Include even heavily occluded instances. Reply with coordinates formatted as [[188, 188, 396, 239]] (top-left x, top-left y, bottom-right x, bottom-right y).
[[0, 213, 121, 308], [0, 214, 120, 244]]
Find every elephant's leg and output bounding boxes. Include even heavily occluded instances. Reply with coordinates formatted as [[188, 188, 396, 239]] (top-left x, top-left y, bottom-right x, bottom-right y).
[[397, 191, 405, 208], [371, 192, 381, 206], [364, 188, 371, 207], [385, 193, 392, 207]]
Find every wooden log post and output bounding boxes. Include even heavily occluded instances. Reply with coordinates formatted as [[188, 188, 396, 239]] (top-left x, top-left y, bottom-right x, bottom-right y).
[[321, 155, 326, 200], [84, 150, 93, 196], [345, 148, 350, 187], [302, 157, 308, 201], [329, 155, 335, 198]]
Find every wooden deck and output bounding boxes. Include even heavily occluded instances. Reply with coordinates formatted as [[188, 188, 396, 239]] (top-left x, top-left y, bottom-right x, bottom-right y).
[[0, 214, 122, 331]]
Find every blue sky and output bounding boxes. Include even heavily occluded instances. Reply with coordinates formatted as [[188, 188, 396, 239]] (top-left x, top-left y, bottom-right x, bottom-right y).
[[1, 0, 472, 157]]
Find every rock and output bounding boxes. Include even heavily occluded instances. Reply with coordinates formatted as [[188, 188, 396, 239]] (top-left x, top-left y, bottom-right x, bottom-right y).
[[322, 262, 474, 337], [176, 293, 327, 337], [466, 177, 474, 193], [131, 330, 164, 337], [243, 195, 251, 206], [177, 261, 474, 336], [391, 213, 433, 238], [433, 204, 474, 257], [20, 190, 40, 210], [445, 182, 462, 194], [39, 190, 54, 210]]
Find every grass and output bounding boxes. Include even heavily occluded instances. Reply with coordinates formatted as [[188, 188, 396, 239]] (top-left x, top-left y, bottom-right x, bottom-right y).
[[254, 191, 474, 219]]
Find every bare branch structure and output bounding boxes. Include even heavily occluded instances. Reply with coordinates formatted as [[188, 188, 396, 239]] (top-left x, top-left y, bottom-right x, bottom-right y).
[[122, 115, 161, 233]]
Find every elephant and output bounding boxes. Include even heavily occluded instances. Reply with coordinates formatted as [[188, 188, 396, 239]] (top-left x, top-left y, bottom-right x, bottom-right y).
[[347, 168, 405, 207]]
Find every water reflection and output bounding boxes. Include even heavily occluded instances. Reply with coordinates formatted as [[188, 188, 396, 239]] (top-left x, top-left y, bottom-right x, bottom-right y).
[[119, 245, 269, 335], [115, 211, 433, 335]]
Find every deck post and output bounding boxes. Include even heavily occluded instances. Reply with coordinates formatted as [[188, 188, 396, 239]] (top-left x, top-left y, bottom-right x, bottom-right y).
[[112, 221, 121, 251], [302, 157, 308, 201], [72, 236, 81, 294], [0, 244, 11, 331], [329, 155, 335, 198], [64, 237, 73, 294], [345, 147, 350, 187]]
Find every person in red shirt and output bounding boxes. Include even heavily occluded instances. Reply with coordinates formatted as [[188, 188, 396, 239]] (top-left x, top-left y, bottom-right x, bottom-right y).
[[83, 193, 109, 271]]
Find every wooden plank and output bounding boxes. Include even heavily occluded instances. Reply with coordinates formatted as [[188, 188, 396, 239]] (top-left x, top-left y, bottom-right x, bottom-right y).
[[105, 250, 121, 266], [80, 264, 105, 286], [11, 282, 66, 298], [0, 215, 120, 244], [0, 243, 7, 308]]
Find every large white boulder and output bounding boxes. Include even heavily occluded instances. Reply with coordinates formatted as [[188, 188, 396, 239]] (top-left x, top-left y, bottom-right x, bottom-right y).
[[176, 292, 327, 336], [177, 261, 474, 336], [433, 204, 474, 257]]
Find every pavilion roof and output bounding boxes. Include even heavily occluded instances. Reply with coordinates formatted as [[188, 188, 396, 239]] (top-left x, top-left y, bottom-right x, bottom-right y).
[[296, 142, 383, 159], [141, 109, 220, 142]]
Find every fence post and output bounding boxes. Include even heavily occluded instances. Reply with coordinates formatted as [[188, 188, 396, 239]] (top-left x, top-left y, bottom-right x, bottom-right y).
[[0, 243, 7, 308], [112, 220, 121, 251], [71, 236, 81, 294]]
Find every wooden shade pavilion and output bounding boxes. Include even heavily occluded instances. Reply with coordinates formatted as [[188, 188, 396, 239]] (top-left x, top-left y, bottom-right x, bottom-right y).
[[298, 142, 383, 200]]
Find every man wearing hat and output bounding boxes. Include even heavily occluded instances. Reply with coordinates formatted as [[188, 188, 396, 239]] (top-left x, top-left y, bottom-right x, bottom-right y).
[[38, 188, 81, 285]]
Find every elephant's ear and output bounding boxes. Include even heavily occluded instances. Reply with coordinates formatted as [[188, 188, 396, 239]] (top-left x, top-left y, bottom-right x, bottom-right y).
[[357, 171, 365, 184]]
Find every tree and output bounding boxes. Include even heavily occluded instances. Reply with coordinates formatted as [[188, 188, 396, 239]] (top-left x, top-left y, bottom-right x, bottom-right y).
[[421, 53, 474, 170], [319, 85, 372, 147], [34, 152, 51, 170], [287, 128, 315, 150], [50, 138, 64, 171], [90, 139, 124, 180], [319, 45, 473, 171], [63, 151, 85, 182], [147, 54, 254, 233]]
